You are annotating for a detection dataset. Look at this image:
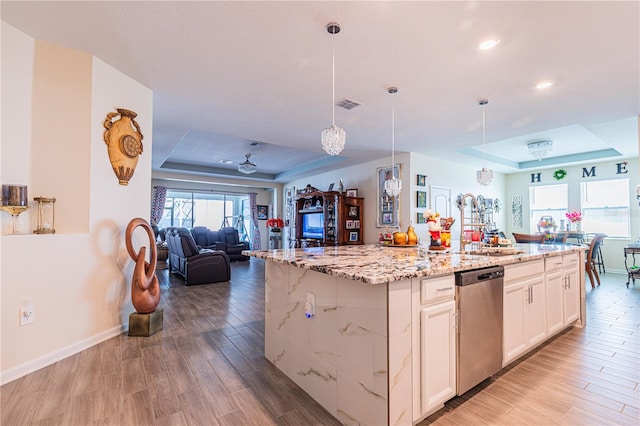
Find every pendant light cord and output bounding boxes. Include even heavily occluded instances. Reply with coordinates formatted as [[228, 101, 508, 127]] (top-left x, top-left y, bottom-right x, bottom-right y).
[[482, 103, 486, 166], [391, 99, 396, 178], [331, 34, 336, 126]]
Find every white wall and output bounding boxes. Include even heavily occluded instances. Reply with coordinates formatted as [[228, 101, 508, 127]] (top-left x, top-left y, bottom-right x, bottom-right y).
[[1, 23, 153, 384], [284, 152, 506, 246], [505, 158, 640, 273]]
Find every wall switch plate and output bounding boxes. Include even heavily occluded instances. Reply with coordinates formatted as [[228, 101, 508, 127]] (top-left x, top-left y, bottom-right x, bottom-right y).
[[20, 301, 34, 326], [305, 292, 315, 318]]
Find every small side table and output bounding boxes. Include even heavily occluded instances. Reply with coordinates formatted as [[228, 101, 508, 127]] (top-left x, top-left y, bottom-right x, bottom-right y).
[[623, 246, 640, 288], [156, 242, 169, 270]]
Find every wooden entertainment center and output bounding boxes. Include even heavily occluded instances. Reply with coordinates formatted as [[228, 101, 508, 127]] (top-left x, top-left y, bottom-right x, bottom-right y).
[[295, 186, 364, 247]]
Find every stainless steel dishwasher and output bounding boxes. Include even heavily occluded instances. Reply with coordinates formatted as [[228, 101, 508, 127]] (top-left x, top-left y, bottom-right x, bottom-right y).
[[455, 265, 504, 395]]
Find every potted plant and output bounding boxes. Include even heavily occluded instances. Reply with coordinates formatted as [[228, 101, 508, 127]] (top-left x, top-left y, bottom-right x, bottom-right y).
[[266, 217, 284, 233]]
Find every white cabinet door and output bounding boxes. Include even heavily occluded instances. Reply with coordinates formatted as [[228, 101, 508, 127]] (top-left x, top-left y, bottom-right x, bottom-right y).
[[503, 282, 527, 365], [564, 267, 580, 324], [525, 277, 547, 347], [420, 300, 456, 413], [545, 270, 565, 335], [504, 277, 547, 366]]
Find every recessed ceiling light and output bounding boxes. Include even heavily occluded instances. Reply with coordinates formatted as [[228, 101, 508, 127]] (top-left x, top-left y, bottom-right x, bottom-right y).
[[219, 159, 233, 164], [478, 39, 500, 50], [536, 81, 554, 90]]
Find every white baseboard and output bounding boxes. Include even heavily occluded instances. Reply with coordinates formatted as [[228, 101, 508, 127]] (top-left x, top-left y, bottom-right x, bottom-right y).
[[1, 324, 126, 385]]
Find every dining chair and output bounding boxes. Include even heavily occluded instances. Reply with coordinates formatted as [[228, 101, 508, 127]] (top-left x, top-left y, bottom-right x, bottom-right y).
[[585, 233, 606, 288], [512, 233, 545, 243]]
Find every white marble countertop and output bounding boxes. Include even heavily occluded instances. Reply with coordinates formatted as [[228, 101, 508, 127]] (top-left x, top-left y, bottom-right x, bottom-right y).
[[244, 243, 586, 285]]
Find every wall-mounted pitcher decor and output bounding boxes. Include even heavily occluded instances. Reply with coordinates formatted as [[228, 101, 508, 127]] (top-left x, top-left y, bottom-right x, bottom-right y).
[[103, 108, 144, 185]]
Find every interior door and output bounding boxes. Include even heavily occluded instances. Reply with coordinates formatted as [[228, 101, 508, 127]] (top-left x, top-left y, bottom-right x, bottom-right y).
[[430, 186, 451, 217]]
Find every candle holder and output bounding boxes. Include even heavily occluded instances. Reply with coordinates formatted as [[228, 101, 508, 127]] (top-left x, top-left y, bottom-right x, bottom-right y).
[[33, 197, 56, 234], [1, 184, 29, 234]]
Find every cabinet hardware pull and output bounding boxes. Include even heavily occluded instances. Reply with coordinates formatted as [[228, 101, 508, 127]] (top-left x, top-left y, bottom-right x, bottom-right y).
[[530, 286, 534, 304], [436, 287, 452, 292]]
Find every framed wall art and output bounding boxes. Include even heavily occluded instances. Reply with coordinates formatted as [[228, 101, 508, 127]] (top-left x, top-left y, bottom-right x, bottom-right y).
[[416, 174, 426, 186], [346, 189, 358, 197], [349, 231, 359, 242], [257, 205, 268, 220], [417, 191, 427, 208], [416, 212, 426, 224], [376, 164, 401, 227]]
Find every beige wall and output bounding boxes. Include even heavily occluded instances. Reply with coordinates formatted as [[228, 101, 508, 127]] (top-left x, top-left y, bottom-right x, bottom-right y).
[[1, 22, 153, 384]]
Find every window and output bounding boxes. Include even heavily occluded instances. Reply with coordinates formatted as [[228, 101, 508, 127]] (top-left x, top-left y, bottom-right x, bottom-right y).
[[529, 184, 568, 233], [157, 191, 250, 241], [580, 178, 630, 238]]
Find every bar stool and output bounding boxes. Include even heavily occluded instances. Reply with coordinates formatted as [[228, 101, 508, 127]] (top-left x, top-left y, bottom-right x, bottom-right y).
[[586, 233, 606, 274]]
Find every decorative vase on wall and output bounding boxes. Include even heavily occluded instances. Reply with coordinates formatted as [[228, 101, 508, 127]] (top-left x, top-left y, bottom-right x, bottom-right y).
[[103, 108, 144, 186]]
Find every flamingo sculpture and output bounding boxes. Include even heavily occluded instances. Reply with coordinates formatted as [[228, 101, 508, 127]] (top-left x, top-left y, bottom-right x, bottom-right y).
[[125, 218, 160, 314]]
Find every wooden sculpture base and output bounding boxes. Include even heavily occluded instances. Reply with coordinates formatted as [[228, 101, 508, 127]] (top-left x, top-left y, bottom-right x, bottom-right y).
[[128, 309, 163, 337]]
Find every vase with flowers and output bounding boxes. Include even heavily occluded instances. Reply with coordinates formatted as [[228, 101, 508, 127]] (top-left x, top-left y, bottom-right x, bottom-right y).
[[565, 211, 582, 231], [266, 217, 284, 233]]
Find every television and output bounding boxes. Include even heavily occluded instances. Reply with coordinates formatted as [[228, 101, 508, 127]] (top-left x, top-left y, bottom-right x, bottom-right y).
[[302, 212, 324, 239]]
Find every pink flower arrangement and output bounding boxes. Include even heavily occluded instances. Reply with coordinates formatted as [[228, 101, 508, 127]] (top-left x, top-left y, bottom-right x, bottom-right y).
[[565, 211, 582, 223]]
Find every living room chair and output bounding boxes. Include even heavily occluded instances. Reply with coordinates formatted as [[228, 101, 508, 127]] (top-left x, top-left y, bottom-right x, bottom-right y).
[[165, 227, 231, 285], [512, 233, 545, 243], [217, 226, 250, 261]]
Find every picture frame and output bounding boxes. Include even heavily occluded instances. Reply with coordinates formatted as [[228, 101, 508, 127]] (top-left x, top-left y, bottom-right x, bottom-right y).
[[417, 174, 426, 186], [417, 190, 427, 208], [417, 212, 426, 224], [346, 189, 358, 197], [328, 183, 334, 191], [348, 206, 359, 218], [354, 220, 360, 229], [346, 220, 354, 229], [376, 164, 401, 227], [349, 231, 358, 242], [303, 200, 312, 210], [257, 205, 268, 220]]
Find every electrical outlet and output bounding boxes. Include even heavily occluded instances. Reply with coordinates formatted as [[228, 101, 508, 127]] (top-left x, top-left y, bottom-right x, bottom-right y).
[[20, 301, 34, 326], [305, 292, 316, 318]]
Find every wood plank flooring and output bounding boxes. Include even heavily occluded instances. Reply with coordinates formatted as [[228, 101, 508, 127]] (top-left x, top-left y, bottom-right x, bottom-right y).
[[1, 260, 638, 425]]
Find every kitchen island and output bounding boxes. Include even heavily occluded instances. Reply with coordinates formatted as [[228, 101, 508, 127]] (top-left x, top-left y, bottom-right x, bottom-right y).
[[245, 243, 586, 425]]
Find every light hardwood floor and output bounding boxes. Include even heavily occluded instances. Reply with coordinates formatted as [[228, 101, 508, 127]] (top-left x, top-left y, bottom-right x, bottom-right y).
[[1, 259, 638, 425]]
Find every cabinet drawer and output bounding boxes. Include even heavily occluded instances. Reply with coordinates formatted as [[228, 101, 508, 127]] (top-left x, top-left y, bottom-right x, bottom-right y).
[[504, 260, 544, 284], [545, 256, 564, 273], [420, 275, 455, 305], [563, 253, 579, 269]]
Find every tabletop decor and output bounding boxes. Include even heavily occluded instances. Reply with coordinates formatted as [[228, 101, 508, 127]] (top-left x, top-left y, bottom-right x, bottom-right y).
[[537, 215, 556, 233], [33, 197, 56, 234], [266, 217, 284, 232], [565, 211, 582, 231], [103, 108, 144, 186]]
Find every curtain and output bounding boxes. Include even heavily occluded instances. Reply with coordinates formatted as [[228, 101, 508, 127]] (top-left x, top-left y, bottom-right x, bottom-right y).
[[249, 192, 261, 250], [151, 186, 167, 226]]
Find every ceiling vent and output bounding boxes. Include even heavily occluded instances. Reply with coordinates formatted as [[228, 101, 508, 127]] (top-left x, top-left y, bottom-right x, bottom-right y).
[[336, 98, 362, 110]]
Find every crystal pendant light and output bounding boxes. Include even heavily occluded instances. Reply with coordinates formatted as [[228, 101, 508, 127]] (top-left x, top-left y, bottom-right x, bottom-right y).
[[321, 22, 346, 156], [476, 99, 493, 186], [238, 153, 257, 174], [384, 87, 402, 197], [527, 140, 553, 161]]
